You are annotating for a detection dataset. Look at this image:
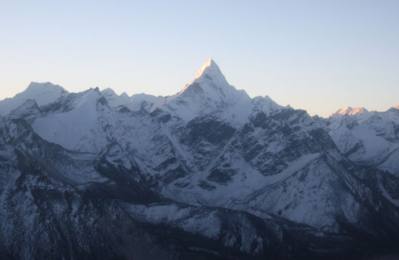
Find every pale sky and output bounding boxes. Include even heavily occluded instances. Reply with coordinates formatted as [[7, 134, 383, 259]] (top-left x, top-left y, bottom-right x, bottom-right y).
[[1, 0, 398, 116]]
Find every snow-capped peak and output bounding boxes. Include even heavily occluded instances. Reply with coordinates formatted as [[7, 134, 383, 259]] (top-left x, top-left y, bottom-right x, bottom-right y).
[[157, 59, 284, 125], [162, 59, 253, 123], [180, 58, 240, 98], [195, 58, 223, 78], [332, 106, 368, 117], [26, 81, 65, 92], [101, 88, 132, 107], [192, 58, 230, 89], [0, 82, 66, 115], [101, 88, 117, 97]]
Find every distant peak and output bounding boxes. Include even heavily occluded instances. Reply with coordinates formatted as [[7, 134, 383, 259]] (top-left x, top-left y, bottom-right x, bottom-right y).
[[121, 92, 129, 98], [27, 82, 65, 92], [101, 88, 117, 96], [333, 106, 368, 116], [86, 87, 101, 95]]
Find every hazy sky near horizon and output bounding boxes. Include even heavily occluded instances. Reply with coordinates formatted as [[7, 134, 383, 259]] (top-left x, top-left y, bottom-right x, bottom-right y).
[[1, 0, 399, 116]]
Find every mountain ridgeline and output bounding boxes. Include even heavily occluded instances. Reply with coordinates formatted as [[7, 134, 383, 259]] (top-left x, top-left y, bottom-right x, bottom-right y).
[[0, 59, 399, 259]]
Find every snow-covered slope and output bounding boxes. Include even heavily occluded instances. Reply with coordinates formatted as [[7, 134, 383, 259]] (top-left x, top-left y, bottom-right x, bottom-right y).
[[0, 82, 66, 116], [32, 88, 110, 153], [328, 107, 399, 176], [1, 59, 399, 258], [159, 108, 390, 231], [0, 115, 370, 259]]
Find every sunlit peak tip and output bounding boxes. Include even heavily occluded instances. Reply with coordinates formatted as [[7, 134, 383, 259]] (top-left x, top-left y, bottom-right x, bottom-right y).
[[195, 58, 220, 79], [204, 57, 216, 66], [334, 106, 368, 116]]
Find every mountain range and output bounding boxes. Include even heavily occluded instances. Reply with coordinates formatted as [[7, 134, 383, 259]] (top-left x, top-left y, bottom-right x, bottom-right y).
[[0, 59, 398, 259]]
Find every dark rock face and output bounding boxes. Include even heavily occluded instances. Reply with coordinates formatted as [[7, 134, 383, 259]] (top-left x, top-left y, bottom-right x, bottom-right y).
[[182, 117, 236, 145], [207, 168, 236, 184], [178, 116, 236, 171], [236, 109, 336, 176]]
